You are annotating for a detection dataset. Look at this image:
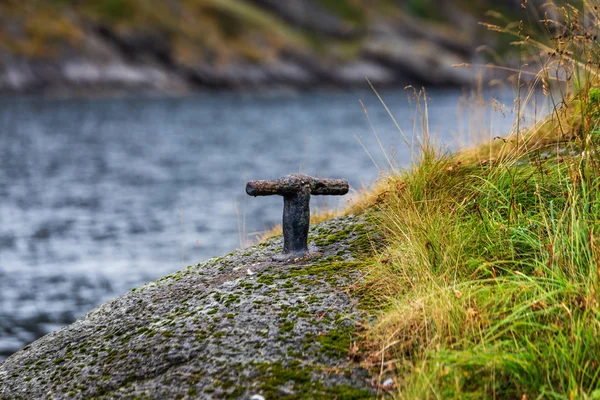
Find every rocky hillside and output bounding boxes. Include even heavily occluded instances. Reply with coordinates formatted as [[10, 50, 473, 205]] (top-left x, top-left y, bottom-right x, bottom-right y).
[[0, 0, 541, 94]]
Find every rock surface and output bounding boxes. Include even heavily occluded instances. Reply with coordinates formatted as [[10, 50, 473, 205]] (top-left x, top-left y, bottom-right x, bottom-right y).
[[0, 0, 510, 94], [0, 214, 380, 399]]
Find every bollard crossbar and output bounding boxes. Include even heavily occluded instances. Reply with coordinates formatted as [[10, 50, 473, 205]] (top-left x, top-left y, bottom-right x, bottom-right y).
[[246, 173, 349, 260]]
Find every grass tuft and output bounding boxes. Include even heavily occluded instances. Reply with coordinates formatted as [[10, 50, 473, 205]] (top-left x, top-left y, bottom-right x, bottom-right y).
[[354, 1, 600, 397]]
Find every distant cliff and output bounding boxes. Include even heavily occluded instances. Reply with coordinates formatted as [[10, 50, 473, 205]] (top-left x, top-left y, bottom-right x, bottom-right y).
[[0, 0, 541, 94]]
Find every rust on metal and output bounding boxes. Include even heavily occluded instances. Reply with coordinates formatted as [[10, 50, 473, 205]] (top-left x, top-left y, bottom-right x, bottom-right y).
[[246, 173, 349, 260]]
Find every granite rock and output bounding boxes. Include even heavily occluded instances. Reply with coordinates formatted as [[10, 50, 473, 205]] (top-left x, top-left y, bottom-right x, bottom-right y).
[[0, 214, 380, 399]]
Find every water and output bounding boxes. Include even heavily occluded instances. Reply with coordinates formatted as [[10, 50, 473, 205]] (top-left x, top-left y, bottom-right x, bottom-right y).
[[0, 88, 538, 359]]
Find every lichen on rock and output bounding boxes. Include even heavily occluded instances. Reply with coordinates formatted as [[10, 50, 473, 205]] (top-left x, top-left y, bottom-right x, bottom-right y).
[[0, 213, 380, 399]]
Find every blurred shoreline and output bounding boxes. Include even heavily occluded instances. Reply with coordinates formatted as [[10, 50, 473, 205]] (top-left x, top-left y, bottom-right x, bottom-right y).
[[0, 0, 538, 96]]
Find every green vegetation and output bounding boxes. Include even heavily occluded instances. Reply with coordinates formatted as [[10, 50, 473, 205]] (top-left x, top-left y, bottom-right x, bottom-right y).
[[349, 1, 600, 397], [253, 360, 373, 399], [0, 0, 528, 64], [6, 2, 600, 398], [0, 0, 368, 61]]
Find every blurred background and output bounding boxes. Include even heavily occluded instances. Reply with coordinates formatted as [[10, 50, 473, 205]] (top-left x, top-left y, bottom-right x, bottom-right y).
[[0, 0, 551, 359]]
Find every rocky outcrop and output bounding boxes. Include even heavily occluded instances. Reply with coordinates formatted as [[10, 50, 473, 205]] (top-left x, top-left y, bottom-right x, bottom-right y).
[[0, 214, 383, 399], [362, 25, 473, 87], [0, 0, 491, 94], [0, 27, 186, 95], [246, 0, 361, 39]]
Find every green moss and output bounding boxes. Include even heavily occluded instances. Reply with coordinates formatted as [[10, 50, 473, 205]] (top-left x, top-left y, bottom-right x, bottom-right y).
[[254, 360, 311, 395], [224, 294, 240, 306], [281, 261, 368, 284], [279, 320, 295, 334], [256, 329, 269, 338], [5, 216, 379, 397], [315, 327, 353, 359], [309, 220, 377, 258], [239, 281, 254, 290], [250, 360, 373, 399], [257, 274, 275, 285], [281, 280, 295, 289]]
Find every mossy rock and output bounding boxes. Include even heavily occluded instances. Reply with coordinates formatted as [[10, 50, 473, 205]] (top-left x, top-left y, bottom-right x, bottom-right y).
[[0, 214, 380, 399]]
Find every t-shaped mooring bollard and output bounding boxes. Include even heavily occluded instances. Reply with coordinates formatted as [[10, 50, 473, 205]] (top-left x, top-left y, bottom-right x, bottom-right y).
[[246, 174, 349, 260]]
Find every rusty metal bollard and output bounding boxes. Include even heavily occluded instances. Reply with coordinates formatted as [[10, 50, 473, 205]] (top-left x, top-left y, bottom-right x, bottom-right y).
[[246, 173, 349, 260]]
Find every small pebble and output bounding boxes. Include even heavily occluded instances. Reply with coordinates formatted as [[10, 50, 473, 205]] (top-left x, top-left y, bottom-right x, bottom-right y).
[[382, 377, 395, 389]]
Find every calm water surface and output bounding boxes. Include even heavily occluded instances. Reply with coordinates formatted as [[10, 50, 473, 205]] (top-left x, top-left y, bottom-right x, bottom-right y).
[[0, 88, 541, 359]]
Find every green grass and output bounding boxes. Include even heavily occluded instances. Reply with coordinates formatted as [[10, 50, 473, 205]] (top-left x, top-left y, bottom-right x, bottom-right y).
[[363, 138, 600, 398], [346, 2, 600, 397], [349, 2, 600, 396]]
